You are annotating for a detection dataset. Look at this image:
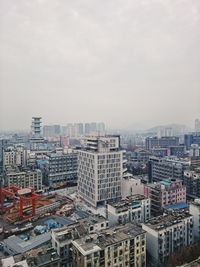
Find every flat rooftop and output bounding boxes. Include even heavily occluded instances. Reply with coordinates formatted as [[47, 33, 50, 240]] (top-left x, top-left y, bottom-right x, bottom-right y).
[[190, 199, 200, 207], [164, 202, 189, 210], [52, 224, 87, 245], [72, 224, 145, 256], [3, 232, 51, 254], [78, 214, 108, 225], [144, 211, 192, 231], [109, 194, 147, 209]]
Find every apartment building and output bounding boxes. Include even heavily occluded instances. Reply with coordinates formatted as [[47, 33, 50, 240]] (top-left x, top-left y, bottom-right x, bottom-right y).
[[142, 210, 194, 266], [78, 136, 126, 207], [51, 215, 108, 267], [72, 223, 146, 267], [144, 178, 186, 215], [189, 199, 200, 242], [183, 171, 200, 199], [107, 194, 150, 226], [5, 166, 42, 191], [3, 146, 27, 167], [148, 156, 189, 182], [45, 149, 78, 188]]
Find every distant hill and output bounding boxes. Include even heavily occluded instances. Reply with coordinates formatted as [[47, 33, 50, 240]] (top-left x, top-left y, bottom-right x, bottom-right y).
[[147, 124, 190, 135]]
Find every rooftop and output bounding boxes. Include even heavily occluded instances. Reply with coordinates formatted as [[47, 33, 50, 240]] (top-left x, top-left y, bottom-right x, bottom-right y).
[[144, 210, 192, 231], [1, 256, 28, 267], [78, 214, 108, 225], [147, 178, 183, 190], [28, 248, 60, 266], [52, 223, 87, 245], [164, 202, 189, 210], [3, 232, 51, 254], [108, 194, 147, 209], [72, 224, 145, 256], [190, 199, 200, 207]]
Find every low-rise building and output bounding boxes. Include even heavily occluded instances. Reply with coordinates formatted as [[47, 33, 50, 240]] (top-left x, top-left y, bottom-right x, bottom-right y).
[[189, 199, 200, 242], [72, 224, 146, 267], [107, 194, 150, 226], [142, 210, 194, 266], [144, 178, 186, 215], [3, 233, 51, 255]]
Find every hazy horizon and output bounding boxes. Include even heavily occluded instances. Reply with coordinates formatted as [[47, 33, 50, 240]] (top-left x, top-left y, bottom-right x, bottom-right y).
[[0, 0, 200, 131]]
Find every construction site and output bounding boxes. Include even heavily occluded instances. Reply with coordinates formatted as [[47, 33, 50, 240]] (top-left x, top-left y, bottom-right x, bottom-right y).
[[0, 186, 74, 224]]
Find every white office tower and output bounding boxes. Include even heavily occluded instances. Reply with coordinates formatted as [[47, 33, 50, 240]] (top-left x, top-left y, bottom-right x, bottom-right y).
[[78, 135, 126, 208]]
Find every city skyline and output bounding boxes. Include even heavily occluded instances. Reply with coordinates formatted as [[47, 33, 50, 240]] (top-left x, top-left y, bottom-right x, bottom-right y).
[[0, 0, 200, 131]]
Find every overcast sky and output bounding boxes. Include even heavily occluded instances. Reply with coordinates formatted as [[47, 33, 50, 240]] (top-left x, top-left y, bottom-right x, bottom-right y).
[[0, 0, 200, 131]]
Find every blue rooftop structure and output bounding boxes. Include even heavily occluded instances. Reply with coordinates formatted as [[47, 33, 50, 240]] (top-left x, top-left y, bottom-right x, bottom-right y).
[[164, 202, 188, 210], [37, 159, 47, 165], [132, 203, 141, 208], [160, 180, 172, 186]]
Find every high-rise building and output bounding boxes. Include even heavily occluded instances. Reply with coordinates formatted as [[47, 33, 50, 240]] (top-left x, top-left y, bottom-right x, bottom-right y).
[[84, 123, 91, 135], [53, 125, 61, 135], [195, 119, 200, 132], [75, 123, 84, 136], [184, 133, 200, 149], [97, 122, 105, 133], [157, 128, 173, 138], [78, 135, 126, 207]]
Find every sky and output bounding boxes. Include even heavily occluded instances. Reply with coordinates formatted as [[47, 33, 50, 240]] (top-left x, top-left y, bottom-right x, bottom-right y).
[[0, 0, 200, 131]]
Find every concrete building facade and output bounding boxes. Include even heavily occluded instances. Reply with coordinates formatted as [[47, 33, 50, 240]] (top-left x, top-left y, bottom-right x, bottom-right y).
[[189, 199, 200, 242], [78, 136, 126, 207], [142, 211, 194, 266], [144, 178, 186, 215], [183, 171, 200, 199], [6, 167, 42, 191], [145, 137, 179, 150], [107, 194, 151, 226], [72, 224, 146, 267]]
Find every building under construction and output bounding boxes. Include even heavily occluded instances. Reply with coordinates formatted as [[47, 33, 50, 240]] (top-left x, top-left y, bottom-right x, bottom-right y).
[[0, 186, 72, 223]]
